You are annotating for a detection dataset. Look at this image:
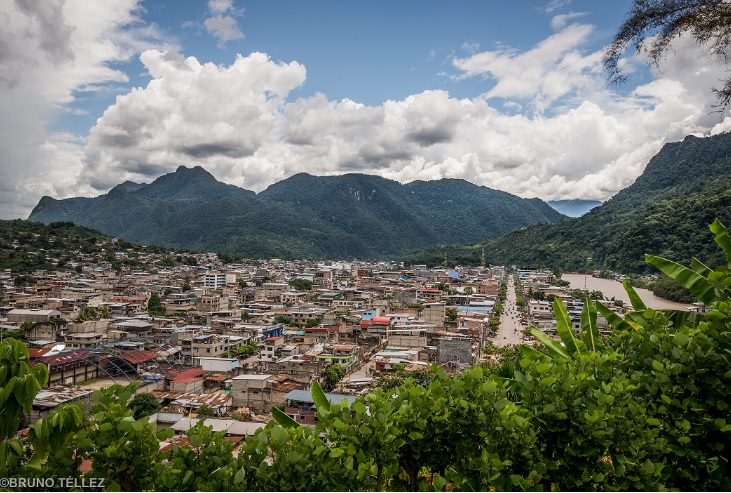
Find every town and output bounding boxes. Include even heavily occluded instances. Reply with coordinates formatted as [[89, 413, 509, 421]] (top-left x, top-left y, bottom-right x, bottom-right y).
[[0, 232, 633, 445]]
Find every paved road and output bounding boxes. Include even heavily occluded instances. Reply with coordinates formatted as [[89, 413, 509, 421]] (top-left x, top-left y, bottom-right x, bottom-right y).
[[495, 275, 524, 347]]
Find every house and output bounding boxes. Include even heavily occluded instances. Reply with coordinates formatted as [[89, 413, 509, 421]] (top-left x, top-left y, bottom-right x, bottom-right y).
[[168, 390, 232, 416], [231, 374, 273, 413], [166, 368, 208, 393], [315, 343, 360, 372], [259, 336, 285, 362]]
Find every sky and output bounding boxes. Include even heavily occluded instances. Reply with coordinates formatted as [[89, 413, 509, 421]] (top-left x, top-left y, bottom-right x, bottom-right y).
[[2, 0, 731, 219]]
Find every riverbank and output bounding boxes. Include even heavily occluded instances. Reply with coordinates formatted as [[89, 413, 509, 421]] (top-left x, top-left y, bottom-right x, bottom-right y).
[[562, 274, 691, 311]]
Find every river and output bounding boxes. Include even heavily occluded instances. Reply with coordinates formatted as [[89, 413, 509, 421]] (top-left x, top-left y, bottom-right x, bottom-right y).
[[561, 274, 692, 311]]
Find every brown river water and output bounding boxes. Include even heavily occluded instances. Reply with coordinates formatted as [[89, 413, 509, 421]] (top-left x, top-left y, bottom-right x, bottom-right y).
[[561, 273, 692, 311]]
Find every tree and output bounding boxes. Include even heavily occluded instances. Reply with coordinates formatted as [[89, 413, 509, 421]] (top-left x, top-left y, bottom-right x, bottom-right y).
[[604, 0, 731, 107], [275, 315, 292, 325], [445, 308, 458, 321], [147, 293, 164, 316], [197, 404, 215, 419], [323, 364, 345, 390], [288, 278, 313, 291], [305, 317, 322, 328], [128, 392, 161, 420]]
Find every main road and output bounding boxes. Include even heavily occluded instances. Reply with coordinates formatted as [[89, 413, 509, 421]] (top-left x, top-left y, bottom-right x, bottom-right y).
[[495, 274, 524, 347]]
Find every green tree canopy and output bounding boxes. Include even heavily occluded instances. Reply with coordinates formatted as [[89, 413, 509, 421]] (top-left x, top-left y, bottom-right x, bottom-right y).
[[147, 293, 164, 316], [128, 392, 161, 420], [604, 0, 731, 107]]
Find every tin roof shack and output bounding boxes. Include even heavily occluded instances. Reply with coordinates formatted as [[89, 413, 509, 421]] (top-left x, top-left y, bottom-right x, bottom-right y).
[[31, 386, 92, 423], [34, 350, 101, 386], [166, 368, 207, 394], [169, 390, 232, 417]]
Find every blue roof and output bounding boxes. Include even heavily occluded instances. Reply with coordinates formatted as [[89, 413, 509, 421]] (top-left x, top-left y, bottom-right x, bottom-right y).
[[283, 389, 357, 407]]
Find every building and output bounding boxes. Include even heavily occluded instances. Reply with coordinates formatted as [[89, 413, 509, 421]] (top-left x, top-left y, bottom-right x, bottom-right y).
[[204, 272, 227, 291]]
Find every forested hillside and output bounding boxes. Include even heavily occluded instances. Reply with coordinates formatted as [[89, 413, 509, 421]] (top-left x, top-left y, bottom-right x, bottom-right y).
[[29, 167, 564, 259], [405, 133, 731, 273]]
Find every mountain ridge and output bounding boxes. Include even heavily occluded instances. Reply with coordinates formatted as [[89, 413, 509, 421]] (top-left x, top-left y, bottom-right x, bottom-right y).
[[401, 131, 731, 272], [29, 168, 565, 259]]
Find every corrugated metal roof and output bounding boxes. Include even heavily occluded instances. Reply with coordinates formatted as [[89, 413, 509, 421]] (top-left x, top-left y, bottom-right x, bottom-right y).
[[118, 350, 157, 365], [33, 386, 92, 408]]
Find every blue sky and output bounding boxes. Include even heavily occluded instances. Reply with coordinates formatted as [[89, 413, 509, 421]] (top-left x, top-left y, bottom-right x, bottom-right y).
[[1, 0, 730, 219]]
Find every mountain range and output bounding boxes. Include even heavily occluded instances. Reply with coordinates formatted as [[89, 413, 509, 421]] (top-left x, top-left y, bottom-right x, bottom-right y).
[[402, 132, 731, 273], [29, 168, 565, 259]]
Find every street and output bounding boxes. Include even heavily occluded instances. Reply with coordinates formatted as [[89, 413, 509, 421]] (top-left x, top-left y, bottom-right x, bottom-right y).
[[495, 275, 523, 347]]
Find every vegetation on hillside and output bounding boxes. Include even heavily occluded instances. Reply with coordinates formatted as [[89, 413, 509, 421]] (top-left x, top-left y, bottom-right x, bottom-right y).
[[29, 167, 564, 260], [0, 219, 202, 275], [404, 133, 731, 273]]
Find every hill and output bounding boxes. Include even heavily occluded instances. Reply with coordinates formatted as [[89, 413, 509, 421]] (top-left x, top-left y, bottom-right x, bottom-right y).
[[29, 168, 565, 259], [402, 132, 731, 273]]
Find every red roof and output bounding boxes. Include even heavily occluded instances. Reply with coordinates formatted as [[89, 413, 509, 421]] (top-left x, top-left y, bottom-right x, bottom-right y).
[[264, 336, 283, 342], [118, 350, 157, 365], [167, 368, 207, 383], [372, 316, 391, 325], [28, 348, 50, 359], [37, 350, 92, 366]]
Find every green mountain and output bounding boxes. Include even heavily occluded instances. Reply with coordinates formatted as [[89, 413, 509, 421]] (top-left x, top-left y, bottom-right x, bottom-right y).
[[28, 167, 565, 259], [404, 132, 731, 272]]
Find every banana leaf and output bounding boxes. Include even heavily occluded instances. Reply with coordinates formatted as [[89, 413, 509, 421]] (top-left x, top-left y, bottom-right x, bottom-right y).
[[662, 309, 704, 329], [553, 298, 581, 356], [645, 254, 722, 305], [311, 380, 331, 412], [580, 299, 604, 352], [596, 300, 633, 332], [272, 406, 300, 428], [623, 280, 647, 311], [710, 218, 731, 265], [528, 327, 569, 360], [690, 257, 713, 277], [519, 344, 548, 361]]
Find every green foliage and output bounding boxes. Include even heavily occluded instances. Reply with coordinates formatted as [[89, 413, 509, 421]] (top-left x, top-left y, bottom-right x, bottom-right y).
[[275, 315, 292, 325], [0, 338, 49, 476], [288, 278, 313, 291], [323, 364, 346, 390], [304, 317, 322, 328], [444, 307, 458, 321], [227, 342, 259, 358], [85, 383, 174, 491], [376, 363, 435, 391], [196, 404, 215, 419], [147, 293, 165, 316], [128, 392, 161, 420]]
